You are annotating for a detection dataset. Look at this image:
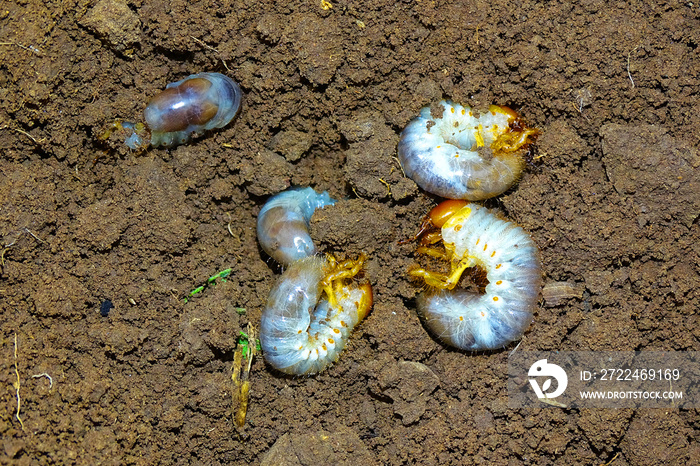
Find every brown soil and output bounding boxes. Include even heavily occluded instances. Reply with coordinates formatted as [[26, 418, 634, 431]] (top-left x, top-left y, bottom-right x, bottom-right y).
[[1, 0, 699, 464]]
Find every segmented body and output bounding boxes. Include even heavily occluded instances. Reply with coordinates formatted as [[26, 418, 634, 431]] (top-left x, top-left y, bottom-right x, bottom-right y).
[[411, 203, 541, 350], [256, 187, 336, 266], [398, 100, 537, 200], [260, 255, 372, 375], [124, 72, 241, 148]]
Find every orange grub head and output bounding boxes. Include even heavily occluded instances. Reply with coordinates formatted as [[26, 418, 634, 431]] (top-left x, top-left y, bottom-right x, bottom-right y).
[[428, 200, 468, 227]]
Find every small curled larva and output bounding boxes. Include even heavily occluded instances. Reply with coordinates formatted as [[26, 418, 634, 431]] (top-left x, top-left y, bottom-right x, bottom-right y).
[[124, 72, 241, 149], [257, 187, 336, 266], [260, 254, 373, 375], [398, 100, 538, 200], [409, 200, 542, 350], [541, 281, 584, 307]]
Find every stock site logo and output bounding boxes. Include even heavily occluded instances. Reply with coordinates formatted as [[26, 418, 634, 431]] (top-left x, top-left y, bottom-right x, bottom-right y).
[[528, 359, 568, 399]]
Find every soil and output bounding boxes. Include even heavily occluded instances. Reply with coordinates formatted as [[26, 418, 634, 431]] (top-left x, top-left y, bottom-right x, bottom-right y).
[[1, 0, 699, 464]]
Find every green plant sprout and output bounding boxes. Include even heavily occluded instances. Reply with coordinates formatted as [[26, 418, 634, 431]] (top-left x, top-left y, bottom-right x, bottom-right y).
[[232, 324, 261, 429], [237, 330, 262, 359], [184, 268, 232, 302]]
